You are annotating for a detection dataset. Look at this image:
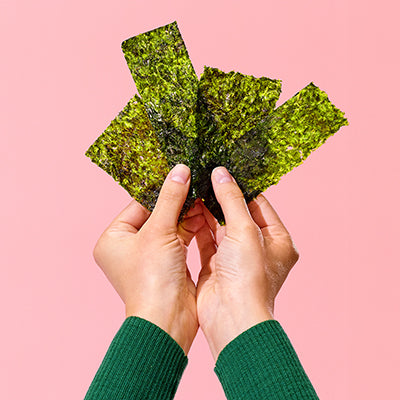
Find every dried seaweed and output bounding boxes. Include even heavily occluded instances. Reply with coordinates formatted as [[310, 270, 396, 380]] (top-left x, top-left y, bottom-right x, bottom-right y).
[[194, 67, 283, 220], [86, 21, 348, 223], [198, 67, 282, 148], [120, 21, 202, 212], [229, 82, 349, 200], [85, 95, 169, 211], [121, 22, 199, 166]]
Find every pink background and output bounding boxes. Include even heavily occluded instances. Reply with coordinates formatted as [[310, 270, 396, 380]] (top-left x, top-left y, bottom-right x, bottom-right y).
[[1, 0, 399, 398]]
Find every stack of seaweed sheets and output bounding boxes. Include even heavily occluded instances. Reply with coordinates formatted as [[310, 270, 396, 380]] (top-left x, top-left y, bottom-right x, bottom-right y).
[[86, 21, 348, 222]]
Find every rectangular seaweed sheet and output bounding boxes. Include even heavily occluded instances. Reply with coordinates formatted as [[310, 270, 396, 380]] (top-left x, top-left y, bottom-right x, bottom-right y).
[[121, 21, 199, 165], [121, 21, 203, 212]]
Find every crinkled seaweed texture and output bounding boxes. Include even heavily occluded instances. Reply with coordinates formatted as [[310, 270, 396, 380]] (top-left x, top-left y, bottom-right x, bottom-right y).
[[120, 21, 202, 213], [121, 22, 199, 165], [86, 21, 349, 223], [194, 67, 283, 220], [198, 66, 282, 147], [241, 83, 349, 195], [85, 95, 169, 211], [228, 83, 349, 201]]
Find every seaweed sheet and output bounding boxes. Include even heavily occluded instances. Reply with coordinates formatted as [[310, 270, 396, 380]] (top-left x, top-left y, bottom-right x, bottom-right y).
[[263, 83, 348, 188], [85, 95, 169, 211], [120, 23, 197, 164], [121, 21, 201, 212], [86, 21, 348, 223], [229, 82, 349, 200], [194, 67, 283, 220]]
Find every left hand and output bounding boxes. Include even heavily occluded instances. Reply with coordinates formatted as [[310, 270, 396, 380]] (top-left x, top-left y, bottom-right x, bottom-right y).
[[92, 164, 205, 355]]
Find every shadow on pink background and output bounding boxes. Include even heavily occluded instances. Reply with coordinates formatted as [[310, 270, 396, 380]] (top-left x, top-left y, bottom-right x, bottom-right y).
[[1, 0, 399, 398]]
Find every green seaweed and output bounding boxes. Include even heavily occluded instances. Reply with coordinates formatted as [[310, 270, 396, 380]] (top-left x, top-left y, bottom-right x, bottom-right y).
[[229, 83, 349, 199], [194, 67, 283, 220], [86, 21, 348, 223], [121, 21, 202, 212], [198, 67, 282, 146], [121, 22, 199, 165], [85, 95, 169, 211], [193, 69, 348, 220]]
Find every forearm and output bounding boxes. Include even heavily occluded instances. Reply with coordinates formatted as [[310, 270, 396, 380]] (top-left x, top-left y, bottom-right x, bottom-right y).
[[84, 316, 188, 400], [214, 319, 319, 399]]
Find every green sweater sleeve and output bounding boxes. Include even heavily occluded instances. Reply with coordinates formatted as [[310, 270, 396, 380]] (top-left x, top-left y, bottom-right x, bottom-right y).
[[84, 316, 188, 400], [214, 320, 319, 399]]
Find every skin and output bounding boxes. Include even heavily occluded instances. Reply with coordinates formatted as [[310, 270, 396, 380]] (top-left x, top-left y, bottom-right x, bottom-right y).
[[92, 164, 299, 359], [93, 164, 204, 355], [196, 167, 299, 360]]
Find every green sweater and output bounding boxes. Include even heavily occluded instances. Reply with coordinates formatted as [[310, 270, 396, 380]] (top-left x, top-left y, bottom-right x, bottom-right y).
[[84, 317, 319, 399]]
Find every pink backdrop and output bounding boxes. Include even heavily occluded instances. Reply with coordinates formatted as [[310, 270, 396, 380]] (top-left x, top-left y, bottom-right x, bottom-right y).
[[1, 0, 399, 398]]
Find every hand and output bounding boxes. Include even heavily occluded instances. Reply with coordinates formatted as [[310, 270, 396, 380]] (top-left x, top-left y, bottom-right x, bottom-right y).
[[195, 167, 299, 360], [92, 164, 205, 355]]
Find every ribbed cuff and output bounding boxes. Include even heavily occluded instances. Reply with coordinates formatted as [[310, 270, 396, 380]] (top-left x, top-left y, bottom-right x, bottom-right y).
[[214, 320, 319, 400], [84, 316, 188, 400]]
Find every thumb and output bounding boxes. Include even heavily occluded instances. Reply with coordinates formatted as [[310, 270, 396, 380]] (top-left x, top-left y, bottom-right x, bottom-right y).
[[149, 164, 191, 230], [211, 167, 254, 232]]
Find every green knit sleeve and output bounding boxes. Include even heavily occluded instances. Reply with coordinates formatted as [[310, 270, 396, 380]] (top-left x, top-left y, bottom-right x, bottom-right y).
[[214, 320, 319, 399], [84, 316, 188, 400]]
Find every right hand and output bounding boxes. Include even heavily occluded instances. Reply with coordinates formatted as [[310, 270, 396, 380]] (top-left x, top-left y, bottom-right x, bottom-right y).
[[195, 167, 300, 361]]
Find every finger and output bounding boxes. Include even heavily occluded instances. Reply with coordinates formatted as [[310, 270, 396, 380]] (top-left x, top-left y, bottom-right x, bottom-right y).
[[199, 201, 225, 246], [211, 167, 254, 231], [198, 200, 219, 236], [177, 214, 206, 246], [248, 193, 285, 230], [108, 198, 150, 233], [184, 200, 203, 218], [195, 223, 217, 272], [149, 164, 191, 230]]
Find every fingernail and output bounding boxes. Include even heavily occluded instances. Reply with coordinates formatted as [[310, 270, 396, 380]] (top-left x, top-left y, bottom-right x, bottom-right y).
[[213, 167, 233, 184], [169, 164, 190, 184]]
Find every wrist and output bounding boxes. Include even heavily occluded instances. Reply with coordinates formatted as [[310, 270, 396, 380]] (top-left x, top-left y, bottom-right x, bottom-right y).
[[202, 306, 273, 361], [125, 302, 198, 356]]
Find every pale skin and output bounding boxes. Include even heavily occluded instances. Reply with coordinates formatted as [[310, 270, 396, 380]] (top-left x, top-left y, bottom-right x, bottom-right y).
[[93, 164, 299, 359]]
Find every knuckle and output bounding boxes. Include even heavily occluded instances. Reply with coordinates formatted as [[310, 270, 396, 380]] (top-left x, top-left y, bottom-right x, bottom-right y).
[[290, 237, 300, 260], [222, 186, 244, 202], [159, 186, 180, 204], [291, 249, 300, 265], [292, 246, 300, 261], [237, 221, 260, 238], [287, 240, 300, 267], [242, 221, 258, 232]]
